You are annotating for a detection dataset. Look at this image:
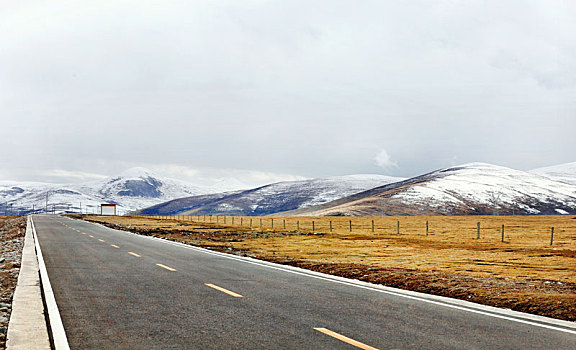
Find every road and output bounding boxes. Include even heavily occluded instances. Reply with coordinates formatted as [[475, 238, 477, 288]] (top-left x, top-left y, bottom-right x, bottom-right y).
[[33, 215, 576, 349]]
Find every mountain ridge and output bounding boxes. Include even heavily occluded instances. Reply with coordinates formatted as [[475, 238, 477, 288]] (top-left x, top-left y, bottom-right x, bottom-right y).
[[0, 167, 209, 214], [134, 174, 406, 216], [278, 163, 576, 216]]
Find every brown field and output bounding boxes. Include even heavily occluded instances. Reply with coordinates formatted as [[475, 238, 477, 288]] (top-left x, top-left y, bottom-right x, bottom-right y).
[[79, 214, 576, 321], [0, 215, 26, 349]]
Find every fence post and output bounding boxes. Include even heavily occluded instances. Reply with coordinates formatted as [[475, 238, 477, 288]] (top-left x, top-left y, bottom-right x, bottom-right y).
[[250, 218, 252, 227], [501, 224, 505, 242], [330, 221, 333, 232], [550, 227, 554, 246], [297, 220, 300, 231], [283, 219, 286, 229], [241, 217, 243, 226], [312, 221, 315, 231], [232, 217, 234, 225], [224, 216, 226, 224], [371, 220, 374, 233], [477, 222, 480, 239], [349, 220, 352, 232], [426, 221, 429, 236], [397, 220, 400, 235], [260, 218, 263, 227], [271, 218, 274, 229]]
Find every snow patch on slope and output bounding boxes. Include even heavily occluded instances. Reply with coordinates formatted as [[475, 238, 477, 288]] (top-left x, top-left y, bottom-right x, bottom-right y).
[[389, 163, 576, 214], [531, 162, 576, 186]]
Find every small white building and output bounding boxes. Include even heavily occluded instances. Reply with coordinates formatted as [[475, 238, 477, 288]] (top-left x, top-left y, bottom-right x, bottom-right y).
[[100, 204, 117, 216]]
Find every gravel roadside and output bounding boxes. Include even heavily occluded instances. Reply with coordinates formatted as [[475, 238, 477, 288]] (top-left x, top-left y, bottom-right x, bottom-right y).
[[0, 216, 26, 350]]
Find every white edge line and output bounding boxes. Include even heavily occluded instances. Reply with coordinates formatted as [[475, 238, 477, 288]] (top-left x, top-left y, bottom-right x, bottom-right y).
[[32, 216, 71, 350], [66, 216, 576, 335]]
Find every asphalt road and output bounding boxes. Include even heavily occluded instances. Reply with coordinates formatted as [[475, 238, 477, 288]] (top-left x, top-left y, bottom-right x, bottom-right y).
[[33, 215, 576, 349]]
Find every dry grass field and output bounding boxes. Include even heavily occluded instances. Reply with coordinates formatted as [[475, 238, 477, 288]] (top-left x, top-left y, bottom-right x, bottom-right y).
[[79, 214, 576, 321]]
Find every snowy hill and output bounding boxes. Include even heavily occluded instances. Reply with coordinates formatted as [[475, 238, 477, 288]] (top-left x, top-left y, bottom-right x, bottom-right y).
[[0, 168, 209, 215], [282, 163, 576, 216], [135, 174, 406, 216], [530, 162, 576, 186]]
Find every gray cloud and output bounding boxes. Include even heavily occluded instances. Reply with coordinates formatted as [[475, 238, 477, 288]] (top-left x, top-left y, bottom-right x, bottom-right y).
[[1, 0, 574, 185]]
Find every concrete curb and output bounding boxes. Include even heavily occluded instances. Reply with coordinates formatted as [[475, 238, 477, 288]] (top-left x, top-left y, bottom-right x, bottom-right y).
[[6, 217, 50, 349]]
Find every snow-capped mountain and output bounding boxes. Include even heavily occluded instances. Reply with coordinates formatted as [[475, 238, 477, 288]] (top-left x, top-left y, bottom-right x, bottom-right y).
[[282, 163, 576, 216], [0, 167, 209, 215], [530, 162, 576, 186], [135, 174, 406, 216]]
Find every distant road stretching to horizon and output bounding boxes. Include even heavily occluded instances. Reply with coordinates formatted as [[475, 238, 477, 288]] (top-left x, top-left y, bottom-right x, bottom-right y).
[[33, 215, 576, 349]]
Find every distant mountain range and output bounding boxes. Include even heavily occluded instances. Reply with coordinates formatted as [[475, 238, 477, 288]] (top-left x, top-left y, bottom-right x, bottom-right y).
[[0, 168, 208, 215], [134, 175, 405, 216], [136, 162, 576, 217], [2, 162, 575, 216]]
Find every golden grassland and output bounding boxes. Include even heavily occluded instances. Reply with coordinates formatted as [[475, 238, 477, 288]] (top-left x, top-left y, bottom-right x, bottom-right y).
[[93, 214, 575, 282]]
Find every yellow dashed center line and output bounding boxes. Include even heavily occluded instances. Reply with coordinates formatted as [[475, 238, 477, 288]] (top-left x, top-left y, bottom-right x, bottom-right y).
[[156, 263, 177, 271], [313, 328, 378, 350], [204, 283, 243, 298], [98, 239, 105, 242], [81, 232, 87, 235], [128, 252, 141, 258], [110, 244, 120, 249], [89, 235, 94, 238]]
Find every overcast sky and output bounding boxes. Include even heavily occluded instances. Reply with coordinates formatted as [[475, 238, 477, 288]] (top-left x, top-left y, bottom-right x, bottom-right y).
[[1, 0, 574, 187]]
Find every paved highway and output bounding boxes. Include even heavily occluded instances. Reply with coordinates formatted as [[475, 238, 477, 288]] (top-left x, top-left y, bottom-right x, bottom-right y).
[[33, 215, 576, 349]]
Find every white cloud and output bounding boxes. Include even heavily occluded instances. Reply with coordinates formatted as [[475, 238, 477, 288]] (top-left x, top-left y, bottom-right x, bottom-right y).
[[145, 163, 307, 191], [0, 0, 574, 180], [42, 170, 108, 182], [374, 149, 397, 170]]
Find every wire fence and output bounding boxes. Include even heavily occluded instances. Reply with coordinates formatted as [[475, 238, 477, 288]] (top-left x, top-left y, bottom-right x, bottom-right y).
[[134, 214, 576, 249]]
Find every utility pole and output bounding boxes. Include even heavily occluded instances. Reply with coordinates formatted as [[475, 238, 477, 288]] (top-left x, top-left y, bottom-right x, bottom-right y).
[[45, 192, 49, 214]]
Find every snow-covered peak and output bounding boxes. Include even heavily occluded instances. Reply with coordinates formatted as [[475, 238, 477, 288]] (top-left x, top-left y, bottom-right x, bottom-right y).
[[434, 162, 512, 174], [0, 167, 210, 215], [530, 162, 576, 185], [393, 162, 576, 214]]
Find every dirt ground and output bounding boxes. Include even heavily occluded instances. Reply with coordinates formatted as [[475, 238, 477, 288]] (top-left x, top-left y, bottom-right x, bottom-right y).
[[78, 214, 576, 321], [0, 216, 26, 349]]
